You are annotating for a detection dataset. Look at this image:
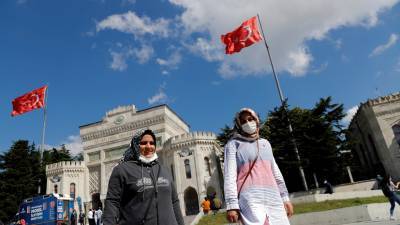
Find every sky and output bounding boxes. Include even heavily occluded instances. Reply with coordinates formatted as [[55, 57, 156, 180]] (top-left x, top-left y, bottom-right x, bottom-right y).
[[1, 0, 400, 155]]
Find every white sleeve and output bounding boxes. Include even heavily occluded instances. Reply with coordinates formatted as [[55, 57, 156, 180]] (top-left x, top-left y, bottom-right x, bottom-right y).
[[268, 141, 290, 202], [224, 140, 240, 210]]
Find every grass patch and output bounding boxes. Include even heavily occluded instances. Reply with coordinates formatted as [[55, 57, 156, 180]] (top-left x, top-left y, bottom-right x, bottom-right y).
[[196, 196, 387, 225], [293, 196, 387, 214]]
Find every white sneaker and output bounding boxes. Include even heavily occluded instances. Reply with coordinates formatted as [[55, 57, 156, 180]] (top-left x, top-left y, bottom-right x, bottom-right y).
[[390, 215, 395, 220]]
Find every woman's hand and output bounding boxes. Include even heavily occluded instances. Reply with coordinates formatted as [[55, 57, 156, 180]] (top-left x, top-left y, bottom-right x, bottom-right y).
[[284, 201, 294, 218], [226, 209, 240, 223]]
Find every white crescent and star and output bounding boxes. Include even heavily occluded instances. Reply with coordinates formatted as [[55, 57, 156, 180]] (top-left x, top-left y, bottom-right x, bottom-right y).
[[19, 94, 40, 107], [233, 25, 253, 43]]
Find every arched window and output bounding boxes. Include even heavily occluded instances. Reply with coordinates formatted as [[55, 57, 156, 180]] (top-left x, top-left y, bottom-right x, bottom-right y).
[[204, 157, 211, 176], [184, 159, 192, 179], [54, 184, 58, 194], [70, 183, 76, 199], [393, 124, 400, 146]]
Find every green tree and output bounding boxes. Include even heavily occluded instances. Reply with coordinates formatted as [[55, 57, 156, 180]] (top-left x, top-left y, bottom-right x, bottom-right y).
[[0, 140, 40, 223], [261, 97, 350, 191], [261, 101, 309, 191]]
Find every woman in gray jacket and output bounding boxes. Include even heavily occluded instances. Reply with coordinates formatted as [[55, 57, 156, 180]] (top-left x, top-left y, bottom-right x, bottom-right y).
[[103, 129, 184, 225]]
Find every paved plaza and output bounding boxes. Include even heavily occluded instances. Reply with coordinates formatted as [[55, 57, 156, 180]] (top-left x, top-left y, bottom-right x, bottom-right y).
[[343, 220, 400, 225]]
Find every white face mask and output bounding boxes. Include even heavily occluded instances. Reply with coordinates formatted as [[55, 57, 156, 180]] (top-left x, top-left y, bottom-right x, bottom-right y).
[[139, 153, 158, 164], [241, 121, 257, 134]]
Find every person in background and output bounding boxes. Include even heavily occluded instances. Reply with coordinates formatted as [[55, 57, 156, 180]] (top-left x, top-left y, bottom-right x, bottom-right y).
[[103, 129, 184, 225], [201, 197, 211, 215], [71, 209, 77, 225], [96, 207, 103, 225], [323, 180, 334, 194], [380, 174, 400, 220], [87, 209, 95, 225], [212, 194, 222, 215], [224, 108, 293, 225], [79, 212, 85, 225]]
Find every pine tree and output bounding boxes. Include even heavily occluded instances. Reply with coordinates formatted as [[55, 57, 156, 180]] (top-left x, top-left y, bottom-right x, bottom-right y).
[[0, 140, 39, 223]]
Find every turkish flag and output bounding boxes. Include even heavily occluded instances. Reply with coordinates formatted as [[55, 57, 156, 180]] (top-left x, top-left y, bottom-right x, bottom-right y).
[[11, 85, 47, 116], [221, 16, 262, 54]]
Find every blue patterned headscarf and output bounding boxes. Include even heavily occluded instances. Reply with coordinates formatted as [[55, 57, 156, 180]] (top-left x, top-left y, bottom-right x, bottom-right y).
[[120, 129, 157, 163]]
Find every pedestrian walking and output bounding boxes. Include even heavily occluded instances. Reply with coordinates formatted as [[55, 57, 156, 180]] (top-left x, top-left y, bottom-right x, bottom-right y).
[[103, 129, 184, 225], [201, 197, 211, 215], [211, 194, 222, 215], [96, 207, 102, 225], [79, 212, 85, 225], [224, 108, 293, 225], [71, 209, 77, 225], [88, 209, 95, 225], [323, 180, 334, 194], [380, 174, 400, 220]]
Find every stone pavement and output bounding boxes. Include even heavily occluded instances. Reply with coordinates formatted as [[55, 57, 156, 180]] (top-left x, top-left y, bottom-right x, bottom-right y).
[[342, 220, 400, 225], [183, 215, 197, 225]]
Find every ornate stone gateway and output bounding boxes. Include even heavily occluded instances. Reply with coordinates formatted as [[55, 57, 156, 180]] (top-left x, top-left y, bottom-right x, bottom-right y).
[[184, 187, 199, 215]]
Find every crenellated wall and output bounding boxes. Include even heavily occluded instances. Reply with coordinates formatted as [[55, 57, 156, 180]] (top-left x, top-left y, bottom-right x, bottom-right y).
[[163, 131, 218, 151], [366, 92, 400, 106], [45, 161, 88, 206]]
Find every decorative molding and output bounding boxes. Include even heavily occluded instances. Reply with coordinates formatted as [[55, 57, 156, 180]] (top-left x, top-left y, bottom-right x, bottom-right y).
[[81, 115, 165, 142], [178, 149, 193, 157], [375, 107, 400, 117], [367, 92, 400, 107], [106, 105, 136, 117]]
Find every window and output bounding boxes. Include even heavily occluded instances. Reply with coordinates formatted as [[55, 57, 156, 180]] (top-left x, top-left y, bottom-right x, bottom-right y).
[[70, 183, 76, 199], [392, 124, 400, 146], [105, 147, 126, 159], [184, 159, 192, 179], [54, 184, 58, 194], [88, 152, 100, 162], [204, 157, 211, 176]]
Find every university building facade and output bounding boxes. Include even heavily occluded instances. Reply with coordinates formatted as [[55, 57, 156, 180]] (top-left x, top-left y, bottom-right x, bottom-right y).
[[348, 92, 400, 180], [46, 104, 224, 216]]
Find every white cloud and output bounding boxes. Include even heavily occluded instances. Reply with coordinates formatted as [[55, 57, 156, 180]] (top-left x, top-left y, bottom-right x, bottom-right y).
[[96, 1, 399, 77], [184, 38, 224, 62], [342, 105, 359, 125], [169, 0, 399, 77], [132, 45, 154, 64], [97, 11, 170, 38], [287, 46, 313, 76], [63, 135, 83, 156], [369, 33, 399, 57], [156, 50, 182, 69], [311, 62, 328, 74], [148, 83, 168, 105], [159, 51, 181, 67], [42, 135, 83, 157], [109, 44, 154, 71], [333, 39, 342, 49], [110, 51, 128, 71], [162, 70, 169, 75]]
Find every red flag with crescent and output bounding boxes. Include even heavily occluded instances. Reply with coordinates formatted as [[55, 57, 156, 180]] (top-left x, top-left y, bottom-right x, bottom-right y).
[[221, 16, 262, 54], [11, 85, 47, 116]]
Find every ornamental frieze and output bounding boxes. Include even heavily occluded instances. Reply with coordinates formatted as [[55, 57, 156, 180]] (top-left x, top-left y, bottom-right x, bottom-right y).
[[375, 107, 400, 117], [81, 115, 165, 141]]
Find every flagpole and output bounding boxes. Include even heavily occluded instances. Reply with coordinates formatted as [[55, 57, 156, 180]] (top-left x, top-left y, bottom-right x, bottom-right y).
[[256, 14, 309, 191], [38, 85, 49, 194]]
